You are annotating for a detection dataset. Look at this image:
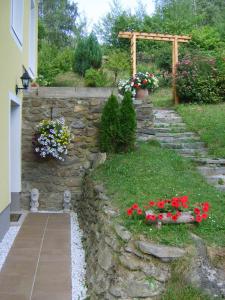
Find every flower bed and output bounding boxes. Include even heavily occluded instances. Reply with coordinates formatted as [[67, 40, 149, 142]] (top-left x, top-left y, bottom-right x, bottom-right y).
[[127, 196, 209, 227], [32, 118, 72, 161], [118, 72, 159, 97]]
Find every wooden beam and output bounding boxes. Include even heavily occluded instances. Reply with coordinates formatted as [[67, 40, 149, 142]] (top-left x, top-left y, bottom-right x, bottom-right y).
[[118, 31, 191, 41], [131, 32, 137, 77]]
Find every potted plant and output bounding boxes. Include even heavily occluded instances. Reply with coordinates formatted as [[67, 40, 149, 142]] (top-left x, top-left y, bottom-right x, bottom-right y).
[[118, 72, 159, 99]]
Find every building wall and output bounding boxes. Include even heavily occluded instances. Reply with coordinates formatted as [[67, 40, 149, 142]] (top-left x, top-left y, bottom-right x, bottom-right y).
[[0, 1, 38, 222]]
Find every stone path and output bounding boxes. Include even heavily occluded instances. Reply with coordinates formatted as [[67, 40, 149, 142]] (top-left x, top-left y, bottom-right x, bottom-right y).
[[0, 213, 71, 300], [154, 108, 225, 192]]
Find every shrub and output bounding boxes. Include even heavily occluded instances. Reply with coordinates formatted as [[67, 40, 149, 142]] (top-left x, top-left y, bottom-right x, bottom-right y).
[[73, 33, 102, 76], [99, 94, 120, 153], [38, 42, 73, 86], [176, 55, 224, 104], [119, 91, 137, 152], [84, 68, 107, 87]]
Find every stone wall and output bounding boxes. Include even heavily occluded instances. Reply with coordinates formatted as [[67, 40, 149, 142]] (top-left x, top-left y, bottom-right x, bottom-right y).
[[21, 87, 154, 210], [78, 176, 171, 299]]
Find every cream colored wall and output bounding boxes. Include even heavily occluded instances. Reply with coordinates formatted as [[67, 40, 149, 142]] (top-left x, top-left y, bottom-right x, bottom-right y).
[[0, 0, 38, 213]]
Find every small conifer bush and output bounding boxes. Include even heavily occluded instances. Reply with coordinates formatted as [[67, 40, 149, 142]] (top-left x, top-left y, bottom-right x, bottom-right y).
[[99, 94, 120, 153], [119, 91, 137, 152]]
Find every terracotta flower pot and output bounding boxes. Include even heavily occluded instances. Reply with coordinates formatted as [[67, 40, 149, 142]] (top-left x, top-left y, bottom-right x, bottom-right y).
[[135, 88, 148, 99]]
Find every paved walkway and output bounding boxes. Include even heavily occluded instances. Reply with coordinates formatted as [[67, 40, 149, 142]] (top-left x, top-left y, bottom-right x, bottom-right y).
[[0, 213, 71, 300]]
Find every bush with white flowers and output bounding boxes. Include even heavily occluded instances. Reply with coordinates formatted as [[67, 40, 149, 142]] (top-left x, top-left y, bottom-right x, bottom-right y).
[[33, 118, 72, 161]]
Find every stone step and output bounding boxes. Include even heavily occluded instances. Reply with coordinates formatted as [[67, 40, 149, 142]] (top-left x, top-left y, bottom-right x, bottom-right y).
[[175, 148, 207, 155], [214, 185, 225, 192], [155, 117, 183, 123], [205, 174, 225, 185], [197, 166, 225, 176], [154, 127, 188, 133], [155, 132, 197, 138], [154, 122, 186, 128], [192, 158, 225, 166], [158, 136, 200, 143], [162, 142, 205, 150]]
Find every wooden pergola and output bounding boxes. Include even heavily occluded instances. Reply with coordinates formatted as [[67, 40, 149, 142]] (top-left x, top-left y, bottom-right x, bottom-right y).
[[118, 31, 191, 104]]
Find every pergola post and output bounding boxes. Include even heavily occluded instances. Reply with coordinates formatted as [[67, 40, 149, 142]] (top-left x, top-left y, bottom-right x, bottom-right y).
[[131, 32, 137, 77], [172, 36, 179, 104]]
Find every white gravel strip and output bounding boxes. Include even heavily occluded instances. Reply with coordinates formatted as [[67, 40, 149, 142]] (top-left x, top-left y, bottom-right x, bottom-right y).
[[0, 226, 20, 272], [71, 212, 87, 300]]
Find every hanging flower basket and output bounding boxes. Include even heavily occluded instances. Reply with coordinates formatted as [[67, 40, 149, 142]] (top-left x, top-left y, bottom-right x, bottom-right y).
[[32, 118, 72, 161]]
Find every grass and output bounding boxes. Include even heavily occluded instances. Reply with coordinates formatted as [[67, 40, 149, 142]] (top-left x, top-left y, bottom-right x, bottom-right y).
[[151, 87, 174, 108], [52, 71, 85, 87], [177, 103, 225, 158], [92, 142, 225, 247]]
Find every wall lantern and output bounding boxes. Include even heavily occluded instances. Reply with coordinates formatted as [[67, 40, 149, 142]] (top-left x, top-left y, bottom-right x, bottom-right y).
[[15, 70, 31, 95]]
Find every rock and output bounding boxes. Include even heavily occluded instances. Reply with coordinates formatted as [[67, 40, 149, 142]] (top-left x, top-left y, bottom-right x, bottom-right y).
[[99, 193, 110, 201], [94, 184, 104, 193], [92, 152, 107, 168], [71, 120, 86, 129], [119, 253, 142, 271], [137, 241, 186, 262], [98, 244, 114, 272], [114, 224, 132, 242]]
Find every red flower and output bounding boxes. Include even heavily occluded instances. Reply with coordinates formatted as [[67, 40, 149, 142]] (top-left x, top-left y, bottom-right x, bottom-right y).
[[127, 208, 133, 216], [146, 214, 151, 220], [167, 212, 172, 217], [137, 209, 143, 215], [157, 201, 165, 209], [196, 215, 202, 223], [202, 213, 208, 219], [158, 214, 164, 220], [180, 196, 188, 203], [149, 201, 155, 206], [171, 200, 180, 208], [148, 214, 156, 221], [171, 215, 178, 221], [202, 203, 209, 212], [194, 208, 201, 215], [132, 203, 138, 210]]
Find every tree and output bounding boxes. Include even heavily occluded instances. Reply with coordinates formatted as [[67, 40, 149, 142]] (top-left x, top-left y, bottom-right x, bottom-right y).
[[38, 0, 78, 48], [105, 49, 130, 83], [73, 33, 102, 76], [119, 92, 137, 152], [99, 94, 120, 153]]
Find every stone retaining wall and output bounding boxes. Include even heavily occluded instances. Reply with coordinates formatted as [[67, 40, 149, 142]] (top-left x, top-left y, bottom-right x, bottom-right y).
[[78, 176, 171, 299], [21, 87, 154, 210]]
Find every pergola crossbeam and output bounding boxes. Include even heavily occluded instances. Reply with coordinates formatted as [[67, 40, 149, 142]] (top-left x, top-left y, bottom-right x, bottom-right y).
[[118, 31, 191, 104]]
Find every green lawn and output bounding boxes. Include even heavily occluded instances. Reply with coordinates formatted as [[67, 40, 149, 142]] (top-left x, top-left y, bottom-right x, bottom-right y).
[[177, 104, 225, 158], [93, 142, 225, 247], [151, 87, 174, 108], [51, 71, 85, 87]]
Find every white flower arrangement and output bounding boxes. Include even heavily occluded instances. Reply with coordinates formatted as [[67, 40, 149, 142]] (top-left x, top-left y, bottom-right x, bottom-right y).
[[118, 72, 159, 96], [32, 118, 72, 161]]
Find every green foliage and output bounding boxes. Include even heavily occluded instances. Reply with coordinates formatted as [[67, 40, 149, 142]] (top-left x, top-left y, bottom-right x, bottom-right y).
[[38, 0, 78, 48], [176, 55, 225, 104], [191, 26, 222, 50], [99, 94, 120, 153], [73, 33, 102, 76], [84, 68, 107, 87], [105, 49, 130, 83], [118, 92, 137, 152], [38, 42, 73, 85]]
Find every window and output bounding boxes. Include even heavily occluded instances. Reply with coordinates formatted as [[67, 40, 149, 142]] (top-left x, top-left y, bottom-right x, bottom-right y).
[[11, 0, 24, 47], [29, 0, 36, 77]]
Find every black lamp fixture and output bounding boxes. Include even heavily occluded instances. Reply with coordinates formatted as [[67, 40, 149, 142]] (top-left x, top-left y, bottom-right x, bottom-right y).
[[15, 70, 31, 95]]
